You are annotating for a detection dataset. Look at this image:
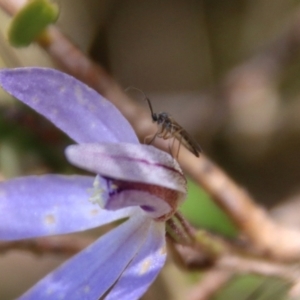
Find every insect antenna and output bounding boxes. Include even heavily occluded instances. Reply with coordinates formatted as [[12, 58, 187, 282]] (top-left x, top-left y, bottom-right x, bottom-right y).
[[145, 96, 156, 120], [125, 86, 156, 120]]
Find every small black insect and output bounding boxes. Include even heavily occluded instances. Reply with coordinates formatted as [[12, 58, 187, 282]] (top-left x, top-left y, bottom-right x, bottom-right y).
[[144, 96, 202, 158]]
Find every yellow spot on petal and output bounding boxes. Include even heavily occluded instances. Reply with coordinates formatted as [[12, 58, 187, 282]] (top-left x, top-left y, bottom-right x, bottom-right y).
[[75, 85, 88, 105], [111, 183, 118, 190], [46, 285, 54, 295], [77, 97, 85, 105], [160, 245, 167, 255], [90, 208, 99, 216], [75, 85, 82, 96], [51, 108, 58, 116], [45, 214, 56, 225], [0, 190, 6, 197], [20, 184, 26, 192], [88, 104, 96, 112], [140, 258, 151, 275], [59, 85, 65, 93], [32, 96, 40, 104]]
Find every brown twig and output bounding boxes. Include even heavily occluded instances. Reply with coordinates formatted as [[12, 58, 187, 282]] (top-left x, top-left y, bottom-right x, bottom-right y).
[[187, 269, 233, 300], [221, 10, 300, 102], [1, 233, 298, 297], [171, 228, 299, 280], [0, 235, 93, 256], [0, 0, 26, 15], [216, 255, 299, 282], [175, 243, 300, 298], [181, 152, 300, 261]]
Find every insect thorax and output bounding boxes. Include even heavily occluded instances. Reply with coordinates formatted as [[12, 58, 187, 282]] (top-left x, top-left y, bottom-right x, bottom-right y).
[[156, 112, 171, 125]]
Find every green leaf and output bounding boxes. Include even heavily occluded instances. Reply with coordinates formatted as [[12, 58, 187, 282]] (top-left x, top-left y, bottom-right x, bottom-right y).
[[180, 179, 238, 238], [213, 275, 290, 300], [8, 0, 59, 47]]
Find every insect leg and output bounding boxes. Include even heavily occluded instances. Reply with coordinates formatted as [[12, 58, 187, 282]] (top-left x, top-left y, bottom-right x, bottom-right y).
[[144, 133, 156, 145], [168, 125, 176, 158], [175, 133, 183, 159], [144, 124, 164, 145], [170, 127, 184, 158], [168, 136, 174, 158], [158, 123, 175, 156]]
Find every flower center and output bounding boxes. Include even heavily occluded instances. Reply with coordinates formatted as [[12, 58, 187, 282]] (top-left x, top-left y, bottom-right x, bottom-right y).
[[88, 175, 183, 221]]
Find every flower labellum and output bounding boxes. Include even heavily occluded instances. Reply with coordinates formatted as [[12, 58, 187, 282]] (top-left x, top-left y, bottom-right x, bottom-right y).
[[0, 68, 187, 300]]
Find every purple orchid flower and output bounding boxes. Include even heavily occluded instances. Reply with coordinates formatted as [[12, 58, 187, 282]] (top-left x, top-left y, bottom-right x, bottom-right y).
[[0, 68, 187, 300]]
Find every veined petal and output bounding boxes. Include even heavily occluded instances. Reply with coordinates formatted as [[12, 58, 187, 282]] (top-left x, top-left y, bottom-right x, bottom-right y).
[[19, 215, 152, 300], [106, 221, 166, 300], [0, 68, 138, 144], [66, 143, 187, 194], [0, 175, 136, 240]]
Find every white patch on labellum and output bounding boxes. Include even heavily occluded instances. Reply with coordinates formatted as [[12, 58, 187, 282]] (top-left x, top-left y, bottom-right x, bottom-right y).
[[88, 175, 105, 208]]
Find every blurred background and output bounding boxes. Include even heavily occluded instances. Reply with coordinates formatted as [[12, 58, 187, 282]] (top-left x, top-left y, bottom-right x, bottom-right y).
[[0, 0, 299, 299]]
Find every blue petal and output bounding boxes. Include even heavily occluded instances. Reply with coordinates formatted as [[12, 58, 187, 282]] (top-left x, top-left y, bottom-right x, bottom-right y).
[[0, 68, 138, 144], [0, 175, 136, 240], [19, 215, 152, 300], [106, 221, 166, 300]]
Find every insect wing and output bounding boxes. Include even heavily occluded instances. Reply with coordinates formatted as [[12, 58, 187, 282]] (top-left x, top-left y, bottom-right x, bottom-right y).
[[170, 119, 202, 157]]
